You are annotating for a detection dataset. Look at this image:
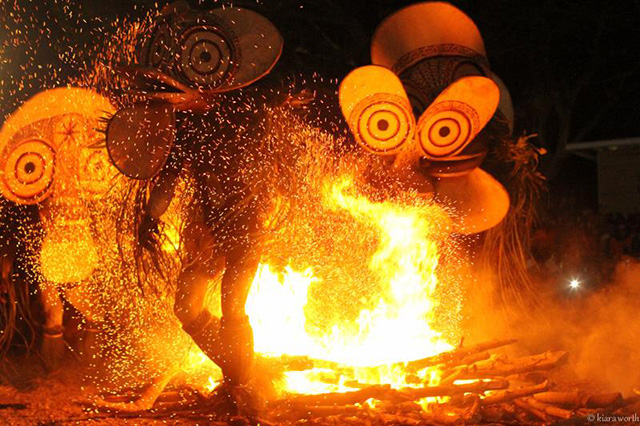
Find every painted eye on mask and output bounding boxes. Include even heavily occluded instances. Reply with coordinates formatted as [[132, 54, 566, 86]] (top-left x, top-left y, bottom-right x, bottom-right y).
[[78, 147, 115, 197], [339, 65, 415, 155], [176, 24, 236, 89], [147, 22, 173, 69], [0, 88, 114, 205], [0, 139, 56, 205], [417, 76, 500, 159]]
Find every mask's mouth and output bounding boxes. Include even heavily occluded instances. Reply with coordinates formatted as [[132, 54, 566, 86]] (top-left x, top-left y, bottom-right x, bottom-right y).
[[388, 146, 486, 195], [433, 168, 510, 234], [418, 151, 486, 178]]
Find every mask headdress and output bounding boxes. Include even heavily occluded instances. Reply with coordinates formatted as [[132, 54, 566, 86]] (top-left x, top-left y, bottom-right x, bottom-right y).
[[106, 1, 283, 180], [339, 2, 512, 233], [371, 2, 490, 111], [0, 88, 114, 205]]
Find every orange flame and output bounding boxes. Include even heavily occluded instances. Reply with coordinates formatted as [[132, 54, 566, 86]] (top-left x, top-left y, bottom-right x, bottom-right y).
[[246, 176, 456, 396]]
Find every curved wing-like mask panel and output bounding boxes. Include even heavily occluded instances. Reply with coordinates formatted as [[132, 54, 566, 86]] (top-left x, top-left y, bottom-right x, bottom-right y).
[[339, 65, 415, 155], [106, 103, 176, 180], [435, 168, 510, 234], [417, 76, 499, 160]]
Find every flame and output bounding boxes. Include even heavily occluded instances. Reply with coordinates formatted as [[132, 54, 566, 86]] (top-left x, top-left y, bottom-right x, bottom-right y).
[[246, 176, 456, 395]]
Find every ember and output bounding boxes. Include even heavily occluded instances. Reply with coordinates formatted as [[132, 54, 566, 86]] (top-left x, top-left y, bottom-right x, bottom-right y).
[[1, 0, 639, 425]]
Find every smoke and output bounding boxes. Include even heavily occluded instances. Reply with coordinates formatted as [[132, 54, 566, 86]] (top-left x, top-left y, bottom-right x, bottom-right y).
[[464, 256, 640, 395], [548, 258, 640, 393]]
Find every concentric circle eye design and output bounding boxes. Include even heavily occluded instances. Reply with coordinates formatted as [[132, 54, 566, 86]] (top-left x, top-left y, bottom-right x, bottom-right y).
[[418, 101, 479, 159], [140, 19, 174, 71], [177, 25, 237, 89], [149, 26, 171, 68], [1, 139, 56, 204], [350, 93, 415, 154]]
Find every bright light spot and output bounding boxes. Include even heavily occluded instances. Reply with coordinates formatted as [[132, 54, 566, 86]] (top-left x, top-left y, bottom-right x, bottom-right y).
[[569, 278, 581, 290]]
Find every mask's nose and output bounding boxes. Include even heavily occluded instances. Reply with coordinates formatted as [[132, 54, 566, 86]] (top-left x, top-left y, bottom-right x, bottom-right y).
[[39, 204, 98, 284], [390, 147, 435, 196]]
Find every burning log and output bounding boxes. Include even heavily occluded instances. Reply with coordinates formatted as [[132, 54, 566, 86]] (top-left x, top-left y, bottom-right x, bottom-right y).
[[520, 396, 574, 419], [478, 403, 509, 422], [480, 380, 550, 405], [291, 404, 361, 418], [533, 391, 623, 408], [456, 394, 482, 423], [399, 379, 509, 400], [456, 350, 567, 379], [278, 385, 392, 408], [514, 398, 548, 421], [400, 339, 517, 372], [443, 351, 491, 370], [440, 353, 495, 385], [378, 413, 423, 425], [277, 378, 511, 418]]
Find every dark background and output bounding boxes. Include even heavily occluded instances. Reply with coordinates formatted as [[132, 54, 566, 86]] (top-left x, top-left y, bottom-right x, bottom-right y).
[[1, 0, 640, 210]]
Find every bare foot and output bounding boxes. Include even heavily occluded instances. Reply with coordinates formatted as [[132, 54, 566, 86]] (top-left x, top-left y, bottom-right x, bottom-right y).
[[80, 366, 180, 412]]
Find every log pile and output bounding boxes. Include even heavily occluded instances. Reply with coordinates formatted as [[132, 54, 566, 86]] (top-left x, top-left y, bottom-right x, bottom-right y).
[[90, 339, 640, 424], [264, 339, 639, 425]]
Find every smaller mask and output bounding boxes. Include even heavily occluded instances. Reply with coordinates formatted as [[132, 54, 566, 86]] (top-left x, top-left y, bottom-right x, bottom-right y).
[[339, 66, 499, 164], [105, 2, 283, 181], [0, 87, 116, 283]]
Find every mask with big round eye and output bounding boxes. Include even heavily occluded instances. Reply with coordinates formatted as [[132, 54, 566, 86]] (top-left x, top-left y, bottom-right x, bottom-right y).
[[417, 76, 499, 160], [138, 5, 283, 95], [0, 139, 56, 205], [339, 65, 415, 155]]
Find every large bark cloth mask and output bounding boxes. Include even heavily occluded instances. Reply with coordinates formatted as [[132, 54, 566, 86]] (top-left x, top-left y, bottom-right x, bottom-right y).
[[0, 88, 114, 205], [105, 3, 282, 180], [339, 66, 507, 234], [339, 2, 511, 233]]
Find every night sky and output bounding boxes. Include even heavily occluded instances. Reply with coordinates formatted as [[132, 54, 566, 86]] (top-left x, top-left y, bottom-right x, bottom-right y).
[[1, 0, 639, 207]]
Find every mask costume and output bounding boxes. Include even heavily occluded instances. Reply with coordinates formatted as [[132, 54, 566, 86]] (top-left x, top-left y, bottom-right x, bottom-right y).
[[104, 1, 283, 400], [339, 2, 513, 234], [0, 87, 117, 370]]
